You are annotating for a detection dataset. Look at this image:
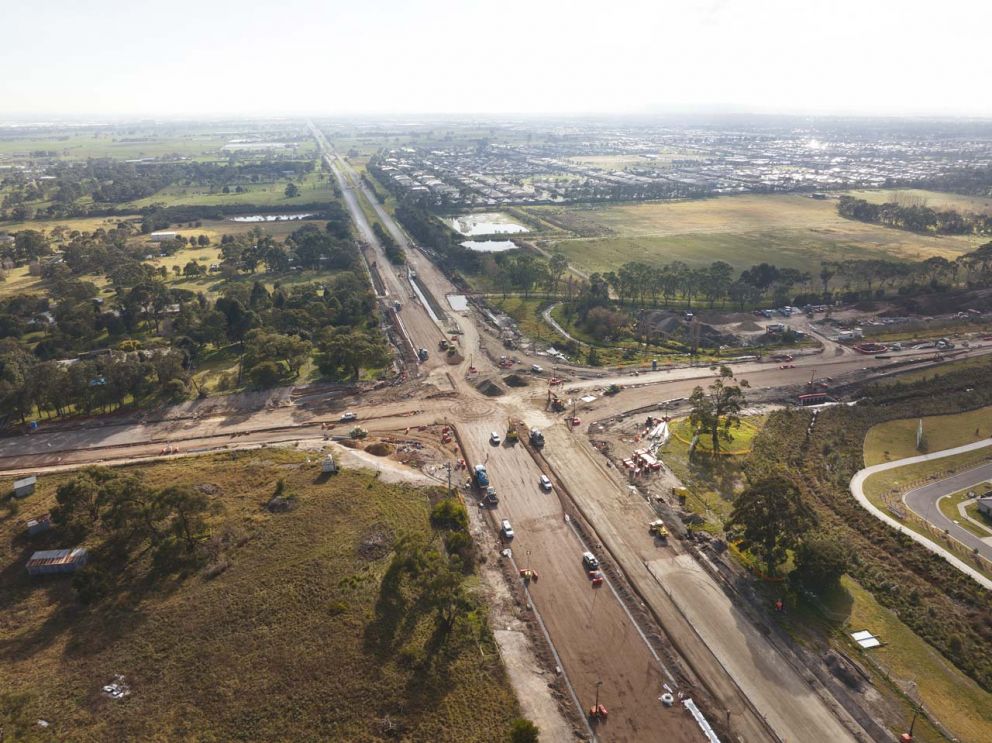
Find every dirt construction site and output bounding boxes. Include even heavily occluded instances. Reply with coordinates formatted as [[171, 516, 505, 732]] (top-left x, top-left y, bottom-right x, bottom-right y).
[[7, 128, 992, 743]]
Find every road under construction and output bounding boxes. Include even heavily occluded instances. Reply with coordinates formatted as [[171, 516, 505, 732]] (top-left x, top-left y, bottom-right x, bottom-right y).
[[4, 126, 992, 742]]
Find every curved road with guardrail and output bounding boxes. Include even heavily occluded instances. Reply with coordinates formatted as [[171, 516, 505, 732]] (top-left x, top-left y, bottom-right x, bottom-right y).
[[850, 440, 992, 590]]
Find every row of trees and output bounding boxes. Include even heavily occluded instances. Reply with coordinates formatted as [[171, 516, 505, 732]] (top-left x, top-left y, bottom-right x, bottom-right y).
[[372, 222, 405, 265], [838, 195, 992, 236]]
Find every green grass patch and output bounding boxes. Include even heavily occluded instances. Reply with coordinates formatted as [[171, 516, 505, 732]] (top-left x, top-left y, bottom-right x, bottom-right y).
[[669, 416, 761, 455], [864, 406, 992, 465], [0, 450, 520, 742], [840, 576, 992, 742], [126, 171, 335, 209], [657, 415, 766, 526]]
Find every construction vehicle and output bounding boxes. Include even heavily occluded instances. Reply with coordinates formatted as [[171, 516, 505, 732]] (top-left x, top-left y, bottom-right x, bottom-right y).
[[417, 347, 429, 362], [519, 568, 539, 583], [438, 339, 449, 351], [649, 519, 669, 539], [588, 570, 604, 587], [506, 427, 519, 445], [529, 428, 545, 447], [588, 704, 609, 720], [481, 486, 498, 506], [604, 383, 621, 396], [474, 464, 490, 488], [349, 426, 368, 440]]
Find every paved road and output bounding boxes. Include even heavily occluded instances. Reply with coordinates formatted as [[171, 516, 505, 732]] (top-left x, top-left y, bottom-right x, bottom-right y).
[[904, 461, 992, 559], [850, 440, 992, 590]]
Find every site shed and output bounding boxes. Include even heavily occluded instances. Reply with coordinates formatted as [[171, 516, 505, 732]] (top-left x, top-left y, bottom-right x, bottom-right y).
[[26, 548, 88, 576], [13, 476, 37, 498]]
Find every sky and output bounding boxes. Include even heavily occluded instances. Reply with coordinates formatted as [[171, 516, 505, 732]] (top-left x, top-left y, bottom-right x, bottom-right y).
[[2, 0, 990, 118]]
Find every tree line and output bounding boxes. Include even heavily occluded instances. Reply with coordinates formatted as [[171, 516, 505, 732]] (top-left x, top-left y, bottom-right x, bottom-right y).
[[838, 195, 992, 236]]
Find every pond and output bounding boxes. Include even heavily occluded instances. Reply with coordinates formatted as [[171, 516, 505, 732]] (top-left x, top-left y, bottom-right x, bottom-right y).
[[460, 240, 518, 253], [229, 213, 314, 223], [449, 212, 529, 236]]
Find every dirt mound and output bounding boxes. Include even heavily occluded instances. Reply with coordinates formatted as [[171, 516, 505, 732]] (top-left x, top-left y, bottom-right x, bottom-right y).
[[357, 523, 395, 561], [339, 438, 361, 449], [476, 378, 505, 397], [503, 374, 529, 387], [735, 319, 763, 332], [365, 442, 394, 457], [446, 351, 464, 365]]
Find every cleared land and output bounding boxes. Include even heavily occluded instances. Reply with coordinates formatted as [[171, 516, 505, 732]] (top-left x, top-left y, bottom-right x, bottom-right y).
[[124, 171, 335, 209], [0, 450, 521, 742], [863, 405, 992, 465], [524, 194, 985, 272]]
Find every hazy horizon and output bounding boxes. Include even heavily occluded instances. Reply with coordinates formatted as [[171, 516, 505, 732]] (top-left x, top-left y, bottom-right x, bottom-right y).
[[3, 0, 990, 119]]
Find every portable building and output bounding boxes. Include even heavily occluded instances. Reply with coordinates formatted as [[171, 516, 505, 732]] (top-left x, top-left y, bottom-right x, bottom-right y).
[[26, 548, 88, 576], [13, 476, 37, 498]]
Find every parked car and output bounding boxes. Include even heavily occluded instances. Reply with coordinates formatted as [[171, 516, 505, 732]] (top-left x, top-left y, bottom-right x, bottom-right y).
[[500, 519, 514, 540], [490, 431, 501, 445], [582, 551, 599, 571], [539, 475, 553, 491], [531, 364, 544, 373], [340, 411, 358, 422]]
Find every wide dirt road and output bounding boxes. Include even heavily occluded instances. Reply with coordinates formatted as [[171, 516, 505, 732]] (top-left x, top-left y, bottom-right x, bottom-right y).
[[459, 419, 701, 743]]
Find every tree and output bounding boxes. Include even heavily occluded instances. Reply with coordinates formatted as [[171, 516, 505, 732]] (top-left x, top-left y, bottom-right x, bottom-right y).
[[728, 472, 817, 576], [509, 718, 540, 743], [548, 252, 568, 296], [792, 530, 850, 591], [687, 365, 749, 454], [284, 182, 300, 198]]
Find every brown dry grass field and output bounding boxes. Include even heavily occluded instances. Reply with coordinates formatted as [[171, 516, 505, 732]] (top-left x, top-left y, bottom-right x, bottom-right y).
[[524, 194, 986, 273], [0, 449, 520, 742]]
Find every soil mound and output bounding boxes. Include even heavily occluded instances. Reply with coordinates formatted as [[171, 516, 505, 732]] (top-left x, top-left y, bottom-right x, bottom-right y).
[[365, 442, 394, 457]]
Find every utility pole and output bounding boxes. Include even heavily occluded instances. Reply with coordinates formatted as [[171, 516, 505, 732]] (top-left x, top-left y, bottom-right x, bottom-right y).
[[594, 680, 603, 710]]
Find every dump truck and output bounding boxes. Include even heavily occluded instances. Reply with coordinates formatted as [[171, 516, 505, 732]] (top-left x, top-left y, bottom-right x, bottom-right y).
[[529, 428, 545, 447], [417, 348, 429, 362], [649, 519, 669, 539]]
